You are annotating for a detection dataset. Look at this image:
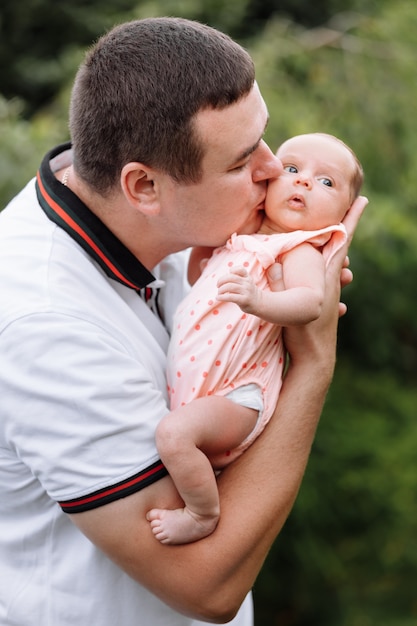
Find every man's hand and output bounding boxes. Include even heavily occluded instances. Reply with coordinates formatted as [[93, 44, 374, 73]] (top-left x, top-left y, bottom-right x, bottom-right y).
[[267, 196, 368, 317], [337, 196, 368, 315]]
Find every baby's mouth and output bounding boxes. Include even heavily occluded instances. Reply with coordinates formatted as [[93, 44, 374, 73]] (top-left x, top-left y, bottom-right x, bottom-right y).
[[287, 194, 305, 209]]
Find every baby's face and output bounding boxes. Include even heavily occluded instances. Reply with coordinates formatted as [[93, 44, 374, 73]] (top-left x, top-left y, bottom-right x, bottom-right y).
[[263, 134, 354, 233]]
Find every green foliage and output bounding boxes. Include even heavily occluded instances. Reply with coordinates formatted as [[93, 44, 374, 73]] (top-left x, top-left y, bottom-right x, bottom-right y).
[[0, 0, 137, 114], [254, 361, 417, 626], [0, 0, 367, 115], [241, 0, 388, 36], [0, 91, 71, 207], [339, 194, 417, 381], [0, 99, 49, 203]]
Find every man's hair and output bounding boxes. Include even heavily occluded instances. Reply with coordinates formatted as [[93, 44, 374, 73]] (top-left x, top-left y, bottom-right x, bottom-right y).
[[69, 17, 255, 194]]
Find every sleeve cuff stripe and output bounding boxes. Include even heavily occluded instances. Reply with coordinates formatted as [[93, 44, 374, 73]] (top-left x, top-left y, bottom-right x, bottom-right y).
[[58, 460, 168, 513]]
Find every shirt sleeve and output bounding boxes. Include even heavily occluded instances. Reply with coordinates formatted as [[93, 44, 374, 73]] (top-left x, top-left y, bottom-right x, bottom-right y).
[[1, 311, 170, 512]]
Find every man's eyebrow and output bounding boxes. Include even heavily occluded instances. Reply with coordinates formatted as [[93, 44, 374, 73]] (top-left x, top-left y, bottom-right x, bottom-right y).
[[234, 141, 261, 163], [231, 117, 270, 165]]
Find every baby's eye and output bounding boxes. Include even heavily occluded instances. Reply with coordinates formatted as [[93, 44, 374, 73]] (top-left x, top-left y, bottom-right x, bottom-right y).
[[284, 165, 298, 173], [318, 177, 333, 187]]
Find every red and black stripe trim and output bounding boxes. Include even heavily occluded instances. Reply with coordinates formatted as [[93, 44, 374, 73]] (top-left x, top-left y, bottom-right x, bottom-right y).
[[59, 460, 168, 513], [35, 142, 155, 291], [36, 144, 167, 513]]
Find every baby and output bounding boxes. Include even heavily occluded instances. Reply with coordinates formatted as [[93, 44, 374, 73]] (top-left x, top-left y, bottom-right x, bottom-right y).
[[147, 132, 364, 544]]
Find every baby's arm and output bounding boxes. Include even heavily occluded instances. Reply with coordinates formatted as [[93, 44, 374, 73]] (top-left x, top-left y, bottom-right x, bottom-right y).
[[217, 242, 325, 326]]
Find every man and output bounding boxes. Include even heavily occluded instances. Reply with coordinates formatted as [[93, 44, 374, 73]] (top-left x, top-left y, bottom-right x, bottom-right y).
[[0, 17, 366, 626]]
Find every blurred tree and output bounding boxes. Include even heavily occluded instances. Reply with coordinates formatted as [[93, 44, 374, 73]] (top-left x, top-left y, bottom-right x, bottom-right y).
[[0, 94, 68, 202], [0, 0, 388, 116], [254, 361, 417, 626], [239, 0, 388, 36], [0, 0, 137, 115]]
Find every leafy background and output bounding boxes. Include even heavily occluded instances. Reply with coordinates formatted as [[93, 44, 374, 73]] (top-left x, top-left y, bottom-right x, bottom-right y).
[[1, 1, 416, 624]]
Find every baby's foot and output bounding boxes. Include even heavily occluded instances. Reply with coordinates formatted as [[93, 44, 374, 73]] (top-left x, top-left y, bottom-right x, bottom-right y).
[[146, 507, 219, 545]]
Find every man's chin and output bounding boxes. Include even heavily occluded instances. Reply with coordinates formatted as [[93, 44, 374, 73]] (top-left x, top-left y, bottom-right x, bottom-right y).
[[237, 211, 265, 235]]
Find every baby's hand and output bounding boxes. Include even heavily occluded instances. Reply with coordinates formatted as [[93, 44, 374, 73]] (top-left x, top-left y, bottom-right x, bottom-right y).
[[217, 267, 261, 314]]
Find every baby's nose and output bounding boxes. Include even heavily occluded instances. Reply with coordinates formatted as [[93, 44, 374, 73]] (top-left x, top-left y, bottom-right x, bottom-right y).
[[295, 175, 312, 189]]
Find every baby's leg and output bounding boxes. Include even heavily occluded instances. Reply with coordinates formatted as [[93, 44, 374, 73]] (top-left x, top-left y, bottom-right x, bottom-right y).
[[146, 443, 219, 545], [147, 395, 257, 544]]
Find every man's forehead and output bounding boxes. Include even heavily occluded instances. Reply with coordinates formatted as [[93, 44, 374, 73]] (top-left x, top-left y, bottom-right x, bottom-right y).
[[195, 85, 269, 164]]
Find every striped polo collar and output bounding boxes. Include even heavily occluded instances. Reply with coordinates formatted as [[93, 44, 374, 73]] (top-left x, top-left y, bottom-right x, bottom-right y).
[[35, 142, 156, 290]]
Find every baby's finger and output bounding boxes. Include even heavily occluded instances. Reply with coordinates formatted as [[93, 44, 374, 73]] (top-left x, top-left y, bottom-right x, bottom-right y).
[[217, 269, 247, 288], [227, 266, 248, 277], [217, 281, 244, 295]]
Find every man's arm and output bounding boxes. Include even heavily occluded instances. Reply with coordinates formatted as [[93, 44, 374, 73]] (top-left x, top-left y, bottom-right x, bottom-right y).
[[70, 197, 367, 623]]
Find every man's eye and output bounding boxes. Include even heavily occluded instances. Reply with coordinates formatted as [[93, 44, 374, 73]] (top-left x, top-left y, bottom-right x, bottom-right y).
[[231, 159, 249, 172], [318, 177, 333, 187], [284, 165, 298, 173]]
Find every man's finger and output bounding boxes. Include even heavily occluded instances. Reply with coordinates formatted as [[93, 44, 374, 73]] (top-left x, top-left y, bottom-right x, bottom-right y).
[[266, 263, 284, 293], [343, 195, 368, 242]]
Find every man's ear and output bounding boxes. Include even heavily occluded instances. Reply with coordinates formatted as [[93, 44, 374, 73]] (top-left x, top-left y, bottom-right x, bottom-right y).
[[120, 162, 160, 216]]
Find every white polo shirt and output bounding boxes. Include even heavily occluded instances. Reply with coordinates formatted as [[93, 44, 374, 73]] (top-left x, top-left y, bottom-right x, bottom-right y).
[[0, 144, 253, 626]]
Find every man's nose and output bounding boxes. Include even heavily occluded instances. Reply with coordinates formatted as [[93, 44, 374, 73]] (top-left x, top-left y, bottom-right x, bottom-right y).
[[252, 141, 283, 182]]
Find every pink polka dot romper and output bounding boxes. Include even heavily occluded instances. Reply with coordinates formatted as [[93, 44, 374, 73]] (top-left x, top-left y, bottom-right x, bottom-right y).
[[167, 224, 347, 460]]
